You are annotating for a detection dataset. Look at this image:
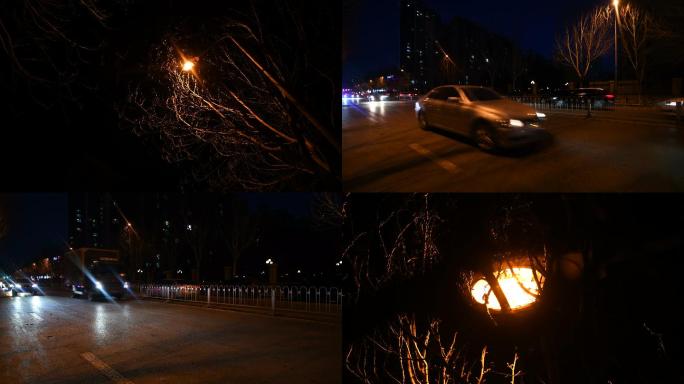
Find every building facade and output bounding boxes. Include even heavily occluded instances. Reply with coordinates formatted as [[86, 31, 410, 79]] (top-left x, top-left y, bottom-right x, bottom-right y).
[[68, 193, 118, 249], [400, 0, 440, 92]]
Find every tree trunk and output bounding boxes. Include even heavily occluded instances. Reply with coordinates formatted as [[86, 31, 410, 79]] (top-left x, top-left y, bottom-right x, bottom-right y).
[[232, 257, 238, 277]]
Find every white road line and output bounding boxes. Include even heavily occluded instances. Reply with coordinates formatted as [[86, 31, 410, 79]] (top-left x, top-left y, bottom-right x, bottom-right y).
[[81, 352, 134, 384], [409, 143, 459, 174]]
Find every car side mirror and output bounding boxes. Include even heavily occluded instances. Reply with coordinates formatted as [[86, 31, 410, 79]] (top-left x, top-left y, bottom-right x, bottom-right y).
[[447, 97, 461, 103]]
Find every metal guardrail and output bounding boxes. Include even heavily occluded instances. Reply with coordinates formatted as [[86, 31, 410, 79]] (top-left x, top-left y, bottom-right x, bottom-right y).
[[136, 284, 342, 315]]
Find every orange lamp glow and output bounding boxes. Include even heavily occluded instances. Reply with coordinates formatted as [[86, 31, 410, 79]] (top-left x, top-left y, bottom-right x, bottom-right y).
[[470, 267, 544, 311], [182, 60, 195, 72]]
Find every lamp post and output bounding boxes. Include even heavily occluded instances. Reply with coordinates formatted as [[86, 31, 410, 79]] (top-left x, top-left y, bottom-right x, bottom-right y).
[[613, 0, 619, 100]]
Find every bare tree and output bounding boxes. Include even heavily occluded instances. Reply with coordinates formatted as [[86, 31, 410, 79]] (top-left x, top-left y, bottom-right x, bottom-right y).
[[556, 6, 612, 87], [509, 48, 527, 92], [219, 197, 256, 277], [343, 194, 441, 300], [119, 223, 149, 281], [618, 4, 669, 104], [179, 196, 214, 281], [0, 0, 112, 99], [312, 192, 343, 231], [346, 314, 525, 384], [125, 3, 338, 191]]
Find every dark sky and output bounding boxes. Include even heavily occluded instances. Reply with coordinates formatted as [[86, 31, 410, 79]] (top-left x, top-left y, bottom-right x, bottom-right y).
[[343, 0, 599, 84], [243, 193, 314, 218], [0, 194, 67, 273]]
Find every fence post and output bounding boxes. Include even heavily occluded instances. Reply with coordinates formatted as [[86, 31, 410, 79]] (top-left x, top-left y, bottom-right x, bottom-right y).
[[271, 288, 275, 316]]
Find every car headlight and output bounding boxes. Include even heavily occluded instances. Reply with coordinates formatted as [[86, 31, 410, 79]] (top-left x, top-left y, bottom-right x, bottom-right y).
[[124, 282, 129, 289], [31, 284, 38, 288], [509, 119, 524, 127], [666, 101, 677, 106], [536, 112, 546, 118], [95, 281, 103, 290], [415, 102, 421, 112]]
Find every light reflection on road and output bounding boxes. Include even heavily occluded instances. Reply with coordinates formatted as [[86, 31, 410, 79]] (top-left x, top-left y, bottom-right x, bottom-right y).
[[94, 304, 109, 344], [8, 296, 48, 381], [367, 101, 386, 115]]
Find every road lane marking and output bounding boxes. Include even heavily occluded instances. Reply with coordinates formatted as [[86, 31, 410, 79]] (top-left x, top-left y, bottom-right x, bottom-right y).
[[409, 143, 460, 174], [81, 352, 134, 384]]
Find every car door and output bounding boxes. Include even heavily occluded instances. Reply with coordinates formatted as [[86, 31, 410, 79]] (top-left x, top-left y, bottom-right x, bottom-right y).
[[440, 87, 469, 134], [423, 88, 447, 128]]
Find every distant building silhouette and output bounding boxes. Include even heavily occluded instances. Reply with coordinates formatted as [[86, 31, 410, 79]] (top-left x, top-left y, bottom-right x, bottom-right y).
[[68, 193, 117, 249], [400, 0, 440, 92], [400, 1, 519, 92]]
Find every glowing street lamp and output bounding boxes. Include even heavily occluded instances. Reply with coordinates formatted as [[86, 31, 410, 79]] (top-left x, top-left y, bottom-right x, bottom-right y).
[[466, 253, 547, 313], [470, 267, 545, 311], [182, 60, 195, 72]]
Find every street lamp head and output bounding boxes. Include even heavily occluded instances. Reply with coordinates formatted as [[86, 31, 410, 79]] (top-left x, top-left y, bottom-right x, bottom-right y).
[[182, 60, 195, 72]]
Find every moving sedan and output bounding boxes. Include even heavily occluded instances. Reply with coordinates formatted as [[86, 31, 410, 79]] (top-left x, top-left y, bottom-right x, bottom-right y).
[[6, 278, 39, 296], [415, 85, 548, 151]]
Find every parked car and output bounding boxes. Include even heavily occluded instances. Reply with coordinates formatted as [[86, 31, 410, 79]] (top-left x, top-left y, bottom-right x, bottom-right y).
[[548, 88, 615, 108], [415, 85, 548, 151]]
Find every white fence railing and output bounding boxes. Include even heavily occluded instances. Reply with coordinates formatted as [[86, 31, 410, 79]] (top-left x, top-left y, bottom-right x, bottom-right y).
[[511, 96, 616, 112], [137, 284, 342, 314]]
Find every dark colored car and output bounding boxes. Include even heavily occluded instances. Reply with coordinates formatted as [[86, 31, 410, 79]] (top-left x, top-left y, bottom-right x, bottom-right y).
[[8, 278, 39, 296], [71, 262, 127, 300], [415, 85, 548, 151], [548, 88, 615, 108]]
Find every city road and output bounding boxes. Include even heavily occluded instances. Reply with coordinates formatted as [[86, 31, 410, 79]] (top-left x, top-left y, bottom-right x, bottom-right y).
[[343, 100, 684, 191], [0, 294, 340, 384]]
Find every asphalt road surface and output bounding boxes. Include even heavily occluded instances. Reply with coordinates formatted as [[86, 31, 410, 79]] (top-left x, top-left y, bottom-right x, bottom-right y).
[[0, 294, 340, 384], [343, 100, 684, 191]]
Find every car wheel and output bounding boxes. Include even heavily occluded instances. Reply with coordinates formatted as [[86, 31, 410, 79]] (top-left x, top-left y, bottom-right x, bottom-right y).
[[418, 112, 429, 130], [473, 123, 496, 151]]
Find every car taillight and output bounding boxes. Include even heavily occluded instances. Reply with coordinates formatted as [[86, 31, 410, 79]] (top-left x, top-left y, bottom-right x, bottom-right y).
[[606, 94, 614, 99]]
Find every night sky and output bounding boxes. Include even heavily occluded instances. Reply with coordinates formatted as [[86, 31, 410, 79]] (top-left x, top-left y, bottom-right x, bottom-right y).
[[343, 0, 600, 84], [0, 194, 67, 273], [243, 193, 314, 218]]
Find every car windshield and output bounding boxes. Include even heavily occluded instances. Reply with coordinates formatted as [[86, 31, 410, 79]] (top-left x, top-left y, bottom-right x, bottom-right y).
[[462, 88, 503, 101], [90, 262, 120, 275]]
